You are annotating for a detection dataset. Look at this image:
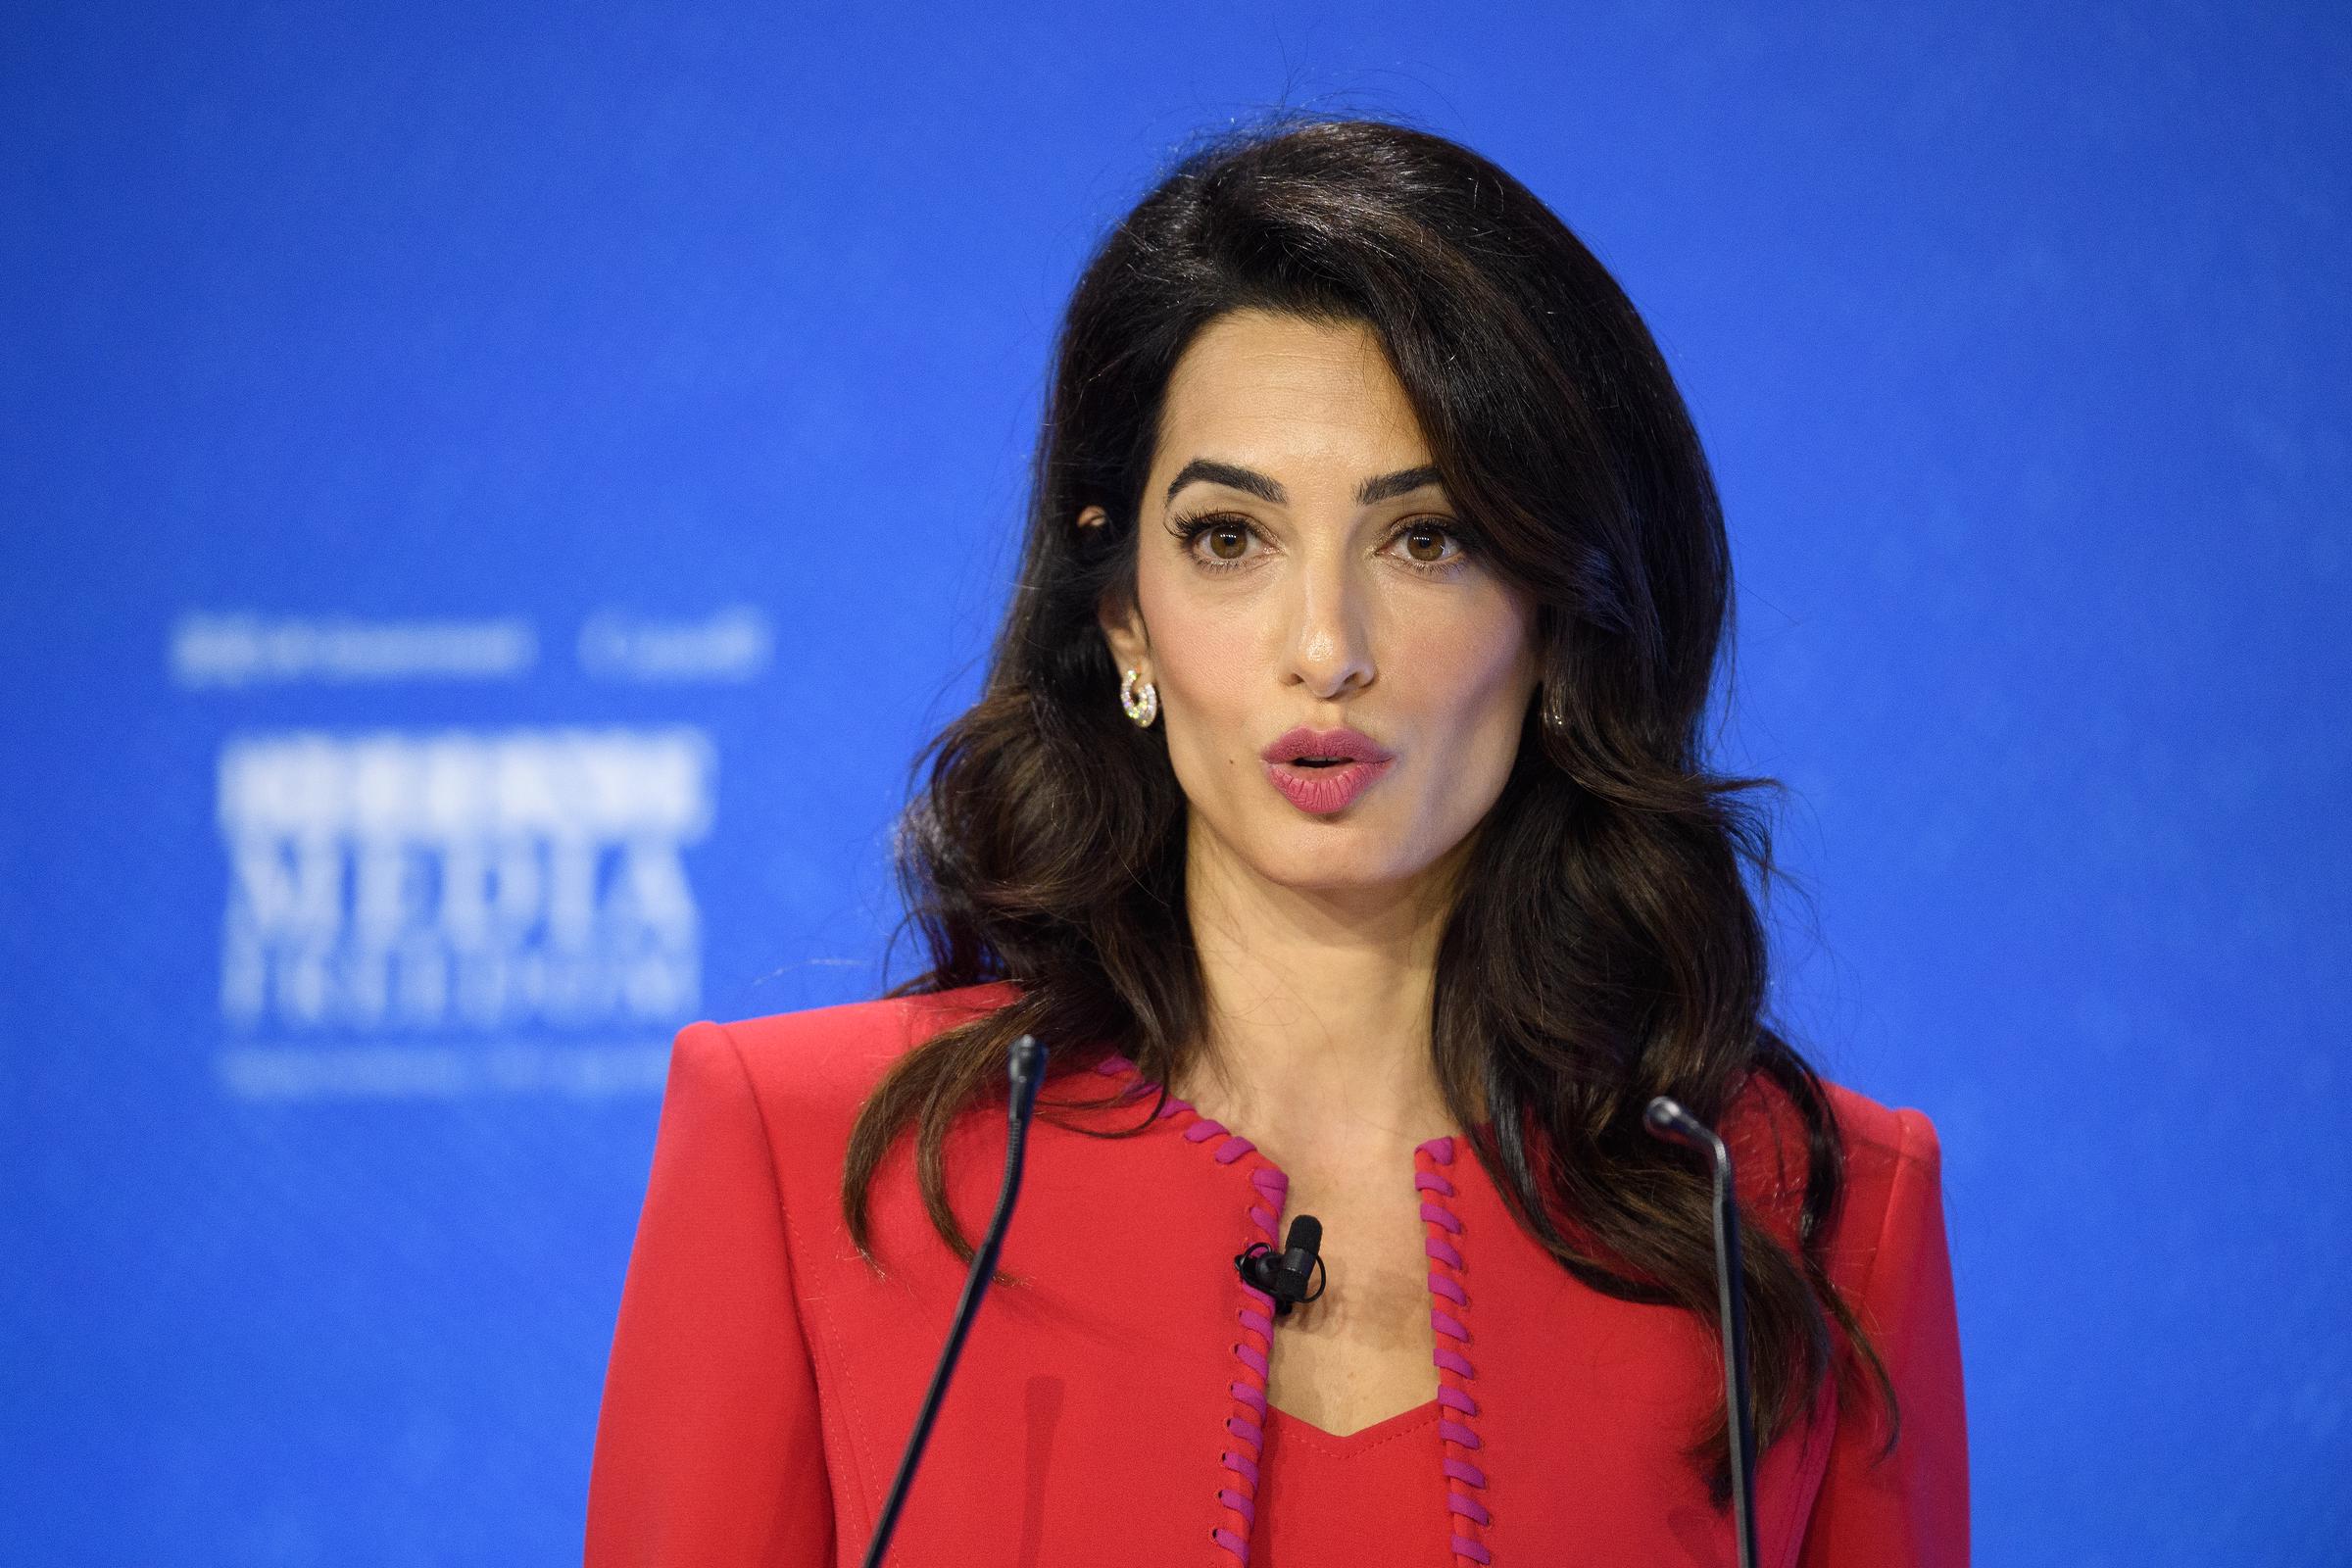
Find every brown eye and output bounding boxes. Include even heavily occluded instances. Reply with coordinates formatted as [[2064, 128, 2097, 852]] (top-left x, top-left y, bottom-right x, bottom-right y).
[[1391, 521, 1464, 568], [1166, 512, 1264, 572]]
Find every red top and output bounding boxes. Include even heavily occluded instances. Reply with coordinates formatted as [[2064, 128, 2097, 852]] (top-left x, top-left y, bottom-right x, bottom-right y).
[[1255, 1398, 1451, 1564], [585, 982, 1968, 1566]]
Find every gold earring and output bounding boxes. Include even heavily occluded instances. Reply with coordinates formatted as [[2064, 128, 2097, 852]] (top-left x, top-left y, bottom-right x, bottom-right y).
[[1119, 667, 1159, 728]]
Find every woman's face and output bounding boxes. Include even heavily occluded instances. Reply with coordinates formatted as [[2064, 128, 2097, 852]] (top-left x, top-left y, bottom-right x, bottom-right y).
[[1090, 308, 1541, 902]]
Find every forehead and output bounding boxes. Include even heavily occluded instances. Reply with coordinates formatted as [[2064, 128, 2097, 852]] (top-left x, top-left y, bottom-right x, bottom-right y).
[[1154, 310, 1429, 472]]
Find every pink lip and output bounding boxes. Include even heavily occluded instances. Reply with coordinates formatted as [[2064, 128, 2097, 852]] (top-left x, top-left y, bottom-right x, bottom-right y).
[[1259, 725, 1396, 815]]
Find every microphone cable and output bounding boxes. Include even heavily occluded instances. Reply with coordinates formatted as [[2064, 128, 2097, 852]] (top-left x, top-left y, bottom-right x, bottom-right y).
[[860, 1033, 1049, 1568], [1644, 1094, 1759, 1568]]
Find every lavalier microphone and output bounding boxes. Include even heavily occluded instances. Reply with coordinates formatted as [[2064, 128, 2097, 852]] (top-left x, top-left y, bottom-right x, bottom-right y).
[[1235, 1214, 1326, 1317]]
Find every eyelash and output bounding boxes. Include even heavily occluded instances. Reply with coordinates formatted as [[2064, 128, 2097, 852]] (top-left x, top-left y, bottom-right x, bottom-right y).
[[1167, 512, 1473, 578]]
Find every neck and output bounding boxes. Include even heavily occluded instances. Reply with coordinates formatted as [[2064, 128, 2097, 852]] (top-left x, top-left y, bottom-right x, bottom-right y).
[[1173, 813, 1479, 1170]]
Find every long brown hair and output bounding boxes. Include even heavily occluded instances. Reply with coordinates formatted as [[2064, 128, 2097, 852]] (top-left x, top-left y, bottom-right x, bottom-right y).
[[844, 111, 1896, 1499]]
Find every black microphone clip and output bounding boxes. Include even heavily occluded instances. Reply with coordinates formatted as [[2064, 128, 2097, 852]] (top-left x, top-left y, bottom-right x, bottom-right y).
[[1235, 1214, 1326, 1318]]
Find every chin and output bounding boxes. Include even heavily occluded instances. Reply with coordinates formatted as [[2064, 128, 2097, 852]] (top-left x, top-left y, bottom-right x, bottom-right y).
[[1250, 826, 1412, 891]]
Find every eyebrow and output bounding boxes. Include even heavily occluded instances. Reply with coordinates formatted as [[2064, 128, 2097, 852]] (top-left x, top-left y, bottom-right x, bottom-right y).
[[1161, 459, 1445, 510]]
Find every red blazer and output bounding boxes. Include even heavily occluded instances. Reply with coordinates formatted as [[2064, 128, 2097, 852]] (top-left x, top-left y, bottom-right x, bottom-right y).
[[586, 981, 1968, 1566]]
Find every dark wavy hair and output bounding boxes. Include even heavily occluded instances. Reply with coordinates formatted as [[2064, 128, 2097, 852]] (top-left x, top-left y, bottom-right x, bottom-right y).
[[844, 112, 1896, 1499]]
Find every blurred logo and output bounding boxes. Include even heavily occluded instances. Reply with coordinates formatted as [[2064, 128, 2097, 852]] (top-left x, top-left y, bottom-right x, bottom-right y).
[[577, 606, 773, 682], [172, 613, 537, 687], [216, 727, 713, 1037]]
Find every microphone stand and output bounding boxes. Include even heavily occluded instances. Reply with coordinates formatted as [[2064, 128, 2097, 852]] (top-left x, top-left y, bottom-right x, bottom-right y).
[[859, 1034, 1048, 1568], [1644, 1095, 1758, 1568]]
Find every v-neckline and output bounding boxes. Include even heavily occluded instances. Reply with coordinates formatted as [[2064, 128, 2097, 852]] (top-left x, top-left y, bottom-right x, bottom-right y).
[[1085, 1050, 1497, 1561], [1264, 1394, 1445, 1454]]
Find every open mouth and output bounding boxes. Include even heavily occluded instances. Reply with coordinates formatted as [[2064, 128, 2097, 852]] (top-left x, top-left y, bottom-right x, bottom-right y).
[[1258, 725, 1396, 813], [1262, 754, 1395, 814]]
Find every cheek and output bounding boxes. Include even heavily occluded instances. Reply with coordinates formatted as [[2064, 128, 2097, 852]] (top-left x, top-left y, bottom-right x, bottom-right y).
[[1137, 573, 1260, 761], [1392, 592, 1537, 743], [1139, 568, 1247, 700]]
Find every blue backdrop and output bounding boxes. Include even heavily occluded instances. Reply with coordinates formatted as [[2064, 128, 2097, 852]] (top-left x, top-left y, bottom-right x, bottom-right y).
[[5, 4, 2346, 1563]]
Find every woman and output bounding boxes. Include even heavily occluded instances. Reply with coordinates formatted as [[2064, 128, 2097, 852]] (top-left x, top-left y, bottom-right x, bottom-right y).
[[585, 115, 1966, 1566]]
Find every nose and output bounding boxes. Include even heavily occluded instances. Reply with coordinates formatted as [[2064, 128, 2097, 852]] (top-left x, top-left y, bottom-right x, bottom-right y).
[[1285, 553, 1375, 701]]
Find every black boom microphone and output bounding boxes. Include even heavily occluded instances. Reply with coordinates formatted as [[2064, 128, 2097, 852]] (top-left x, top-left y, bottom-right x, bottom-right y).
[[1643, 1095, 1759, 1568], [859, 1033, 1049, 1568]]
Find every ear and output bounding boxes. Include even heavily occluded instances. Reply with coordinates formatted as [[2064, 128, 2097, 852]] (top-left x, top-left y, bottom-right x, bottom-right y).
[[1081, 504, 1152, 676]]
